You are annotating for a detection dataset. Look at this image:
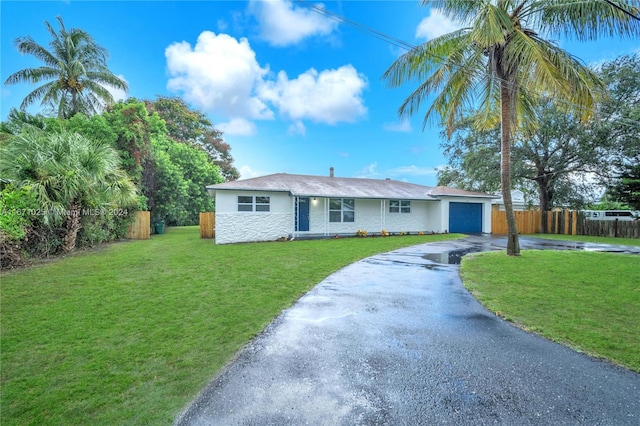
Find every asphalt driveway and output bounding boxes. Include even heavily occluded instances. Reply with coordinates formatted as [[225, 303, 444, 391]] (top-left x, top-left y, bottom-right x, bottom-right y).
[[177, 236, 640, 425]]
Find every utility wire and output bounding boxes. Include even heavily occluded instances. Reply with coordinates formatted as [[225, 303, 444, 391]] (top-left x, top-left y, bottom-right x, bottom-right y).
[[293, 0, 640, 131], [603, 0, 640, 21]]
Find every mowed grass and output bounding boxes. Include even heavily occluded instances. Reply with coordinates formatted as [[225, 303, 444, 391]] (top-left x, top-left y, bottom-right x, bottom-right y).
[[531, 233, 640, 247], [1, 227, 462, 425], [461, 249, 640, 372]]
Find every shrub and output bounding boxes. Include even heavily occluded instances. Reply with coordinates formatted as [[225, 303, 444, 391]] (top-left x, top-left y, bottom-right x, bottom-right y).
[[0, 186, 40, 267]]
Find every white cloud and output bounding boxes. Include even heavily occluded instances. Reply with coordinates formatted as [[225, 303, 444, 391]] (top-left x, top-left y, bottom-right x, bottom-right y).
[[355, 162, 381, 179], [287, 121, 306, 135], [383, 119, 412, 132], [387, 165, 439, 176], [165, 31, 273, 120], [248, 0, 338, 47], [217, 19, 229, 33], [239, 165, 262, 179], [416, 8, 460, 40], [260, 65, 367, 124], [102, 74, 128, 103], [166, 32, 367, 134], [218, 118, 257, 136]]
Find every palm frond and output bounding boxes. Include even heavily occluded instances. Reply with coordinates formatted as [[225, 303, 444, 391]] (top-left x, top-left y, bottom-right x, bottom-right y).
[[13, 36, 58, 66], [4, 66, 61, 86], [20, 81, 58, 110], [468, 2, 513, 48], [534, 0, 640, 40], [423, 0, 488, 24]]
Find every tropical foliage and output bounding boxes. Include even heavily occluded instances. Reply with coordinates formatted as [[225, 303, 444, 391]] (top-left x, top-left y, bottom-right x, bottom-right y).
[[100, 99, 224, 225], [3, 16, 128, 119], [384, 0, 640, 255], [438, 52, 640, 213], [608, 164, 640, 210], [438, 98, 607, 210], [0, 127, 137, 254], [145, 97, 240, 181]]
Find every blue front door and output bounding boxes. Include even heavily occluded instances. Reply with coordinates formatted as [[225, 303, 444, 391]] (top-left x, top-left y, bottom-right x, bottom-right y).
[[296, 198, 310, 231]]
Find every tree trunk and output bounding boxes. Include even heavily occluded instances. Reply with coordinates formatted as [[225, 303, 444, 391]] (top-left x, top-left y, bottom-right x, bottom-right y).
[[62, 201, 82, 253], [500, 80, 520, 256], [537, 176, 551, 233]]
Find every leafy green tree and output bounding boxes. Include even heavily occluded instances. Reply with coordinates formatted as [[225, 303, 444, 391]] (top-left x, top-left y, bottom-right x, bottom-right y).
[[102, 100, 155, 185], [608, 164, 640, 210], [145, 97, 240, 181], [596, 54, 640, 166], [439, 98, 608, 214], [153, 134, 223, 225], [384, 0, 639, 255], [3, 16, 128, 119], [0, 127, 137, 252], [437, 117, 502, 194], [0, 109, 48, 137], [88, 99, 224, 225]]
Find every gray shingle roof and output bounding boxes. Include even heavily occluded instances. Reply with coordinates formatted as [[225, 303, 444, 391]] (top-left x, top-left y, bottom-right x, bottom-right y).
[[207, 173, 495, 200]]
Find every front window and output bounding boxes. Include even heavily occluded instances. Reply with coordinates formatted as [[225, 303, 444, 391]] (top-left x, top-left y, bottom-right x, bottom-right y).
[[389, 200, 411, 213], [237, 195, 270, 212], [329, 198, 355, 222]]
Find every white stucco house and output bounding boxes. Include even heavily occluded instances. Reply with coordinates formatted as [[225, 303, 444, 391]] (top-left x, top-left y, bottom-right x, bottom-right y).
[[206, 171, 496, 244]]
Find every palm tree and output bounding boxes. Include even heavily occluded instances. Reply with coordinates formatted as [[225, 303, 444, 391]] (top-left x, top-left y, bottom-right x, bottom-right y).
[[4, 16, 128, 119], [384, 0, 640, 255], [0, 126, 137, 252]]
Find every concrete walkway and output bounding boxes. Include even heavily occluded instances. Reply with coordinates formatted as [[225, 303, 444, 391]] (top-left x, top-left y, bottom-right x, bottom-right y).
[[177, 236, 640, 425]]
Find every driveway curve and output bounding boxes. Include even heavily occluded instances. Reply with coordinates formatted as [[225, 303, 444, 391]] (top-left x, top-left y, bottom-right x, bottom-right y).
[[177, 236, 640, 425]]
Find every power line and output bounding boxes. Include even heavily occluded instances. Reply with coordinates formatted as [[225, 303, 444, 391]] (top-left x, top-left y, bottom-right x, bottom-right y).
[[294, 0, 416, 51], [603, 0, 640, 21], [293, 0, 640, 131]]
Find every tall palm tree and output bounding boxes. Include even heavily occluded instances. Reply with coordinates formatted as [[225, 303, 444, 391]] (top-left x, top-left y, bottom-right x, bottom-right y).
[[0, 126, 137, 252], [384, 0, 640, 255], [4, 16, 128, 119]]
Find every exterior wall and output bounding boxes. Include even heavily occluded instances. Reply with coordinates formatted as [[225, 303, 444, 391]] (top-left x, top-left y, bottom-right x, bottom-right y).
[[382, 200, 435, 233], [424, 201, 444, 233], [212, 190, 492, 243], [214, 191, 293, 244], [307, 198, 382, 234], [438, 197, 493, 233], [305, 198, 441, 235]]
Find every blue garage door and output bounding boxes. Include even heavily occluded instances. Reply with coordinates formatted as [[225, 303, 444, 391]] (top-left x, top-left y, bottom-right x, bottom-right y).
[[449, 202, 482, 233]]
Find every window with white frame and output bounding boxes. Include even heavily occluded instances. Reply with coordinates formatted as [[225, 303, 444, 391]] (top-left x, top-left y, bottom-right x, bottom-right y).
[[389, 200, 411, 213], [329, 198, 355, 222], [237, 195, 270, 212]]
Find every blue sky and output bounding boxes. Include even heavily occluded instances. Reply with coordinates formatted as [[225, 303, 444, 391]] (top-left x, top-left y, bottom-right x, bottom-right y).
[[2, 1, 638, 186]]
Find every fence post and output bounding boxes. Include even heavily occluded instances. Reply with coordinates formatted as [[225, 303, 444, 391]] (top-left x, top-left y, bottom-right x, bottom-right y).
[[126, 211, 150, 240], [199, 212, 215, 239]]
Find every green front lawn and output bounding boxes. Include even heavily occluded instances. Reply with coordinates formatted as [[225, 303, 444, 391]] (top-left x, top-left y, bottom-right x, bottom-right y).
[[461, 250, 640, 372], [0, 227, 461, 425], [530, 233, 640, 247]]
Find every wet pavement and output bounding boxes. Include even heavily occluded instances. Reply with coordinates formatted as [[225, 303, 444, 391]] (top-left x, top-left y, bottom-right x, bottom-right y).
[[176, 236, 640, 425]]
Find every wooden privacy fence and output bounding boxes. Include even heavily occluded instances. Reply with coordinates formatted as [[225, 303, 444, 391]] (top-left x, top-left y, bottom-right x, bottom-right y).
[[493, 209, 579, 236], [491, 209, 543, 235], [492, 209, 639, 238], [200, 212, 215, 239], [126, 211, 150, 240], [544, 210, 580, 235], [580, 219, 640, 239]]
